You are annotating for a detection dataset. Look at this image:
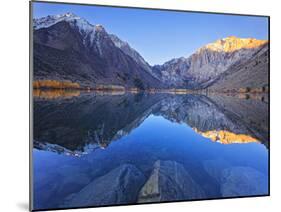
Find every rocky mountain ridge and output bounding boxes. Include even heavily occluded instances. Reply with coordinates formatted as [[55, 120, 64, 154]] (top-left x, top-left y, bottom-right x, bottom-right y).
[[204, 36, 267, 52], [33, 13, 269, 91], [153, 36, 268, 89], [33, 13, 163, 90]]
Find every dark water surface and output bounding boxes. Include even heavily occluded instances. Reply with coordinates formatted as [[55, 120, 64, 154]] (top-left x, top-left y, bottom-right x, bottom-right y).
[[32, 92, 269, 210]]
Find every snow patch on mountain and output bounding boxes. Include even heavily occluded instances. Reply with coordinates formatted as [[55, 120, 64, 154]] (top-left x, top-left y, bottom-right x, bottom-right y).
[[34, 12, 99, 46], [34, 13, 150, 62]]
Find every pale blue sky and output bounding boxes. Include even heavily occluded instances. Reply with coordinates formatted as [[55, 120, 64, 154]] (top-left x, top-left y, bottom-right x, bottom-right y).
[[33, 2, 269, 65]]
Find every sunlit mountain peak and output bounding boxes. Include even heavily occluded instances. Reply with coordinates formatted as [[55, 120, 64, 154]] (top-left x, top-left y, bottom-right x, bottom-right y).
[[203, 36, 268, 52]]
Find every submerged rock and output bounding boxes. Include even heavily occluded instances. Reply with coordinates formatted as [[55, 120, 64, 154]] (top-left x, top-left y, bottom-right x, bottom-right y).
[[221, 166, 268, 197], [138, 160, 206, 203], [203, 158, 230, 183], [61, 164, 145, 207]]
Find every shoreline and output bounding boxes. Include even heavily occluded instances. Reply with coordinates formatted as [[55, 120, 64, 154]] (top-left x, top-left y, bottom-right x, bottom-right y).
[[33, 88, 268, 101], [33, 87, 269, 95], [33, 80, 268, 95]]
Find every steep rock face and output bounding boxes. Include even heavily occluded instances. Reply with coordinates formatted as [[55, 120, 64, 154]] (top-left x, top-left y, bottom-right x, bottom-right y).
[[62, 164, 145, 207], [33, 13, 162, 89], [33, 14, 268, 90], [152, 57, 191, 86], [153, 36, 268, 89], [208, 44, 269, 92], [109, 34, 159, 79], [204, 36, 267, 52], [138, 160, 206, 202]]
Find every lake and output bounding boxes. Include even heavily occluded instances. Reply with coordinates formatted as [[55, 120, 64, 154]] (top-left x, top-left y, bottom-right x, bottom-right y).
[[32, 91, 269, 210]]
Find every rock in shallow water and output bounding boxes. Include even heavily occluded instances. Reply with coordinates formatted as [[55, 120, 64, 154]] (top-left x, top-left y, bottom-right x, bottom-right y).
[[138, 160, 206, 203], [221, 166, 268, 197], [61, 164, 145, 207], [203, 158, 230, 183]]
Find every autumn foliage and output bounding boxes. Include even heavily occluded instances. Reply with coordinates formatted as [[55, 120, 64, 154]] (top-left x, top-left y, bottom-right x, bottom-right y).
[[33, 80, 80, 89]]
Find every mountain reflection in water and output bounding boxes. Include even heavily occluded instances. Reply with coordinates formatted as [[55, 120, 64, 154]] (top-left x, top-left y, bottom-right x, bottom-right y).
[[33, 91, 269, 210]]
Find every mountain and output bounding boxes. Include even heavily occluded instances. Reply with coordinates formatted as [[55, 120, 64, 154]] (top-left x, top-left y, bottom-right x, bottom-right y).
[[33, 13, 162, 90], [109, 34, 160, 79], [33, 13, 269, 91], [153, 36, 268, 89], [208, 43, 269, 92]]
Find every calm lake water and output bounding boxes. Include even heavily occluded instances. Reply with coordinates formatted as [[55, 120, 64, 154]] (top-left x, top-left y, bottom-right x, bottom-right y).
[[32, 92, 269, 210]]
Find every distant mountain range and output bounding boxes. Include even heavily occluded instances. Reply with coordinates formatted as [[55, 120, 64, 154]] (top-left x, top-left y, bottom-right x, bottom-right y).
[[33, 13, 269, 91]]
